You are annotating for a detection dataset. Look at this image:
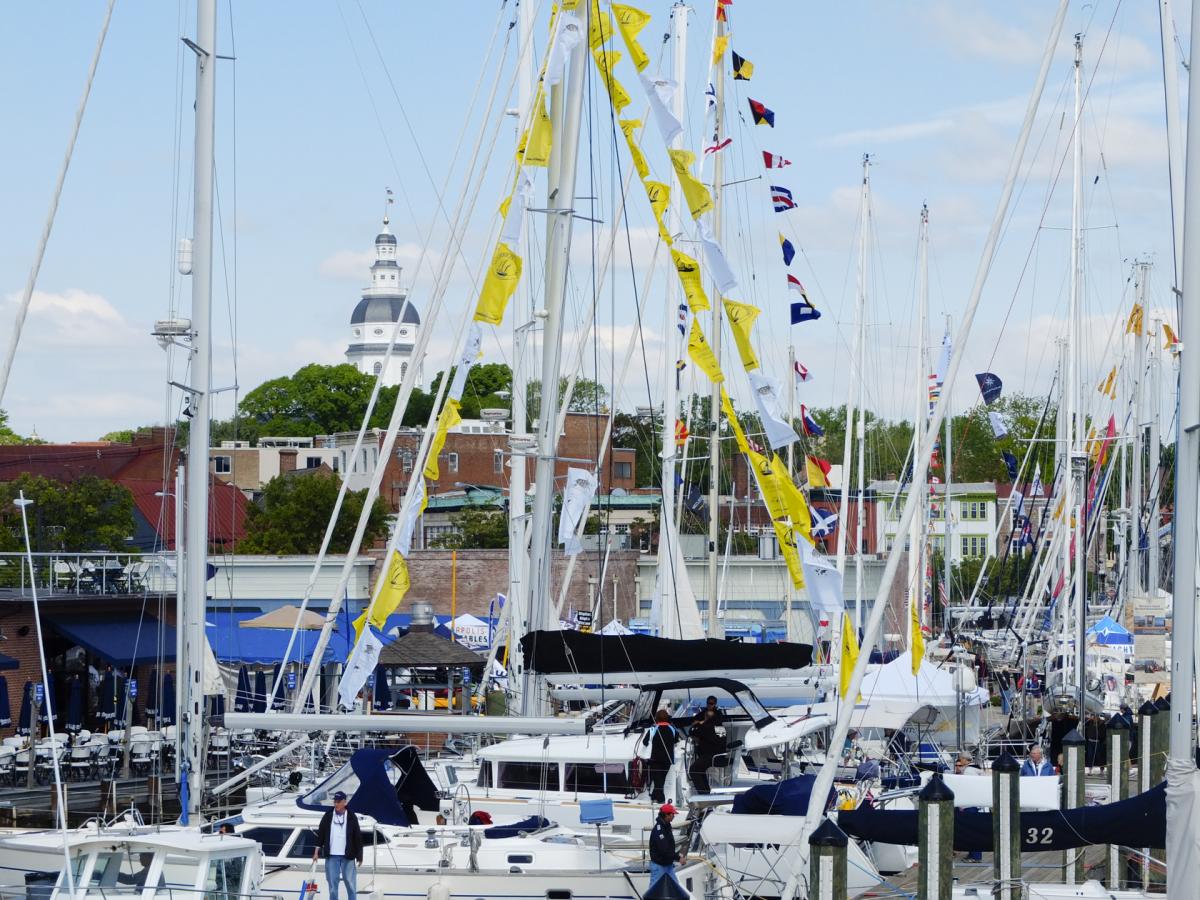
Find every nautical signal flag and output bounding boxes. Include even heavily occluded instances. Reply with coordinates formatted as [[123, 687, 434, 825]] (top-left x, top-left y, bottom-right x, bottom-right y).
[[704, 136, 732, 155], [1002, 451, 1019, 481], [779, 233, 795, 266], [1127, 303, 1144, 336], [675, 419, 689, 446], [789, 277, 821, 325], [762, 151, 791, 169], [810, 506, 837, 538], [975, 372, 1003, 405], [800, 405, 824, 437], [1097, 366, 1117, 399], [732, 51, 754, 80], [1164, 322, 1181, 353], [793, 360, 812, 383], [771, 185, 795, 212], [749, 98, 774, 127], [716, 0, 732, 22], [806, 455, 832, 489]]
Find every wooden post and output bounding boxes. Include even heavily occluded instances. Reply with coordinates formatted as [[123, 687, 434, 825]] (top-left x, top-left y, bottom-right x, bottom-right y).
[[807, 817, 847, 900], [1137, 699, 1156, 890], [1062, 728, 1085, 884], [1105, 713, 1129, 889], [991, 751, 1021, 900], [918, 772, 955, 900], [147, 774, 162, 821], [1150, 696, 1169, 786]]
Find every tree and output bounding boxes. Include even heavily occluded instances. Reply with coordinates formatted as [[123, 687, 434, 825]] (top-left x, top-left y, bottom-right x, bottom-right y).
[[429, 506, 509, 549], [239, 364, 376, 436], [429, 363, 513, 420], [0, 410, 41, 446], [527, 376, 610, 423], [238, 471, 388, 554], [0, 474, 135, 553]]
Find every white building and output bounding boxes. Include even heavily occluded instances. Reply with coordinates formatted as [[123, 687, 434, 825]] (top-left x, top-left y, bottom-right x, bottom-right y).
[[874, 479, 999, 565], [345, 217, 422, 386]]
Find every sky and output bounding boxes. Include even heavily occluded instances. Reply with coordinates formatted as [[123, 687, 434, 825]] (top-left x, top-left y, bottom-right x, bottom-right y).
[[0, 0, 1186, 443]]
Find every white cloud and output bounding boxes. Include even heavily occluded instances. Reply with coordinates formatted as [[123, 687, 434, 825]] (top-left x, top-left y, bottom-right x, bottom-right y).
[[824, 118, 954, 148], [318, 250, 373, 281]]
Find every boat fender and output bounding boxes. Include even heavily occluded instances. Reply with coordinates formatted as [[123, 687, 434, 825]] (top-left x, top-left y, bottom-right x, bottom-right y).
[[428, 883, 451, 900]]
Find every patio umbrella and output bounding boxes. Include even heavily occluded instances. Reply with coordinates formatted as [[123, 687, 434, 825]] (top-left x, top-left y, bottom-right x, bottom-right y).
[[17, 682, 32, 736], [0, 675, 11, 727], [161, 673, 176, 725], [234, 666, 252, 713], [253, 670, 267, 713], [145, 667, 159, 718], [239, 605, 327, 630], [65, 676, 83, 733], [98, 669, 116, 724], [112, 672, 128, 728], [270, 663, 286, 710], [38, 672, 55, 724], [373, 665, 392, 710]]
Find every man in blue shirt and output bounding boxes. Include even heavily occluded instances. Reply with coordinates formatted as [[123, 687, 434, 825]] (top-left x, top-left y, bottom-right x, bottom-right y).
[[1020, 745, 1055, 776]]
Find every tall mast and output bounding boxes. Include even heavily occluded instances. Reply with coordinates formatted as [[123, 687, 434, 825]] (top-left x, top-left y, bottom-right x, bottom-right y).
[[909, 206, 929, 650], [1130, 265, 1148, 600], [943, 322, 952, 624], [1165, 1, 1200, 884], [785, 341, 796, 642], [181, 0, 218, 821], [705, 10, 727, 638], [521, 5, 587, 717], [1159, 0, 1186, 289], [853, 166, 870, 630], [1069, 34, 1086, 714], [656, 1, 687, 639], [1147, 313, 1161, 596]]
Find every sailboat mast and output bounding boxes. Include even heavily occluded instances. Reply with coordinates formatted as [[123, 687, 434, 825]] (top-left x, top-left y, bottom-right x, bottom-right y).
[[854, 173, 870, 629], [1147, 313, 1161, 595], [909, 206, 929, 649], [705, 10, 727, 638], [1070, 34, 1087, 715], [1131, 265, 1148, 600], [521, 5, 587, 717], [785, 342, 796, 642], [943, 338, 952, 621], [1159, 0, 1186, 288], [181, 0, 218, 821]]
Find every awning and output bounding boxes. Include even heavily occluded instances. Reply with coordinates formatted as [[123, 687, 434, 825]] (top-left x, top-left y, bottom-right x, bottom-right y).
[[52, 616, 176, 666], [0, 653, 18, 671], [207, 611, 353, 666]]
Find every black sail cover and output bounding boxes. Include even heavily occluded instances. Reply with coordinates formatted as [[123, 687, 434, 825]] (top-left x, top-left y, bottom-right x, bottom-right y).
[[520, 630, 812, 675], [838, 783, 1166, 852]]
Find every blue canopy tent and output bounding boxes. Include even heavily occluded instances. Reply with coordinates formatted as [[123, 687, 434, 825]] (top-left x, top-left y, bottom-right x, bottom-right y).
[[1089, 615, 1134, 646], [234, 666, 252, 713], [17, 682, 32, 736], [253, 670, 268, 713], [206, 611, 354, 665], [65, 676, 83, 733], [0, 675, 10, 727]]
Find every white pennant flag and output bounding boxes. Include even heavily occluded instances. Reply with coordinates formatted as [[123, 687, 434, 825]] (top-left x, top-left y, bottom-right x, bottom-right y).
[[933, 333, 952, 386], [338, 625, 385, 710], [1010, 489, 1024, 519], [499, 170, 535, 250], [800, 542, 844, 617], [697, 215, 737, 293], [557, 467, 598, 556], [546, 17, 584, 87], [396, 478, 425, 557], [449, 322, 484, 402], [988, 410, 1008, 439], [639, 73, 684, 145], [747, 371, 798, 450]]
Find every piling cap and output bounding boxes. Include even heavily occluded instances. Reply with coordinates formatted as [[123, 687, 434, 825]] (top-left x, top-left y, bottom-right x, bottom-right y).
[[1154, 695, 1171, 712], [1061, 728, 1085, 746], [919, 771, 955, 802], [992, 750, 1020, 773], [808, 816, 848, 848], [1138, 700, 1158, 716], [1107, 713, 1129, 730]]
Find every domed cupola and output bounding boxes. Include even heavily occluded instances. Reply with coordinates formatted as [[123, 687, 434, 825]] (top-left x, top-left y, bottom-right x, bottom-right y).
[[345, 214, 422, 386]]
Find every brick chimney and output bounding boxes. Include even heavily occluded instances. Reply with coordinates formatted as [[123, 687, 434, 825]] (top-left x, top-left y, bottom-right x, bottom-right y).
[[279, 447, 298, 474]]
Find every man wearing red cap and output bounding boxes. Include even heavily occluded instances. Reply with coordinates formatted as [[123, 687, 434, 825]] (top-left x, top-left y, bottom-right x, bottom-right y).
[[648, 803, 684, 890]]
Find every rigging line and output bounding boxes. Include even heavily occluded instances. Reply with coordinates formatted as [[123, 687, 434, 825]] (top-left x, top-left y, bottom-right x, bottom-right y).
[[0, 0, 117, 406]]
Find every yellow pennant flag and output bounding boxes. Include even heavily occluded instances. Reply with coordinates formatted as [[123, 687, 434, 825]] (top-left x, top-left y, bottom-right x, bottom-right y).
[[473, 243, 524, 325], [688, 319, 724, 383], [353, 550, 411, 639], [910, 597, 924, 675], [773, 519, 805, 590], [592, 49, 632, 113], [1127, 303, 1144, 336], [645, 181, 673, 243], [668, 149, 714, 219], [589, 6, 613, 48], [517, 99, 553, 167], [1097, 366, 1117, 399], [711, 33, 729, 67], [770, 460, 815, 545], [720, 389, 750, 454], [611, 3, 651, 70], [672, 248, 710, 312], [749, 450, 786, 520], [722, 298, 761, 371], [1052, 493, 1065, 521], [840, 612, 860, 699], [619, 119, 649, 179], [424, 398, 463, 480]]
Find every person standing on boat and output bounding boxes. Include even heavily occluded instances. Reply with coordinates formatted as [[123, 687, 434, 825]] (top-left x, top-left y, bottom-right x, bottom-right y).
[[313, 790, 364, 900], [646, 709, 678, 803], [688, 707, 723, 794], [1020, 745, 1055, 776], [648, 803, 685, 890]]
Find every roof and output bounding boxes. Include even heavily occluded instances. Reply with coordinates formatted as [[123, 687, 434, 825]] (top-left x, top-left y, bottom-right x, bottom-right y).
[[50, 615, 176, 665], [123, 478, 248, 550], [207, 610, 353, 665], [378, 629, 486, 668], [351, 295, 420, 326], [870, 480, 998, 498], [0, 429, 177, 483]]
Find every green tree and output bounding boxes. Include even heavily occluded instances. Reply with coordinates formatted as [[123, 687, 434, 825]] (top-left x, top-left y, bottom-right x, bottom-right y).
[[239, 364, 376, 436], [238, 471, 387, 554], [429, 506, 509, 549], [527, 376, 610, 423], [0, 474, 135, 552], [429, 363, 513, 420], [0, 410, 42, 446]]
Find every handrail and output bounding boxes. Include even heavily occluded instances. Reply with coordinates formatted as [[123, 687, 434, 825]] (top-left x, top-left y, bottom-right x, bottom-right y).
[[0, 551, 174, 596]]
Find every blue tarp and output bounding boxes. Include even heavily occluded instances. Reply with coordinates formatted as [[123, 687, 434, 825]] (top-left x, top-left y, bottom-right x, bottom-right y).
[[206, 611, 354, 665], [731, 774, 834, 817], [484, 816, 551, 838], [1088, 615, 1134, 646], [52, 616, 175, 665], [306, 747, 440, 827]]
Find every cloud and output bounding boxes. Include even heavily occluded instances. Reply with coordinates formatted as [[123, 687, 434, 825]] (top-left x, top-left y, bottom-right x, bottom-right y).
[[5, 288, 142, 349], [318, 250, 373, 281], [925, 4, 1044, 66], [824, 118, 954, 148]]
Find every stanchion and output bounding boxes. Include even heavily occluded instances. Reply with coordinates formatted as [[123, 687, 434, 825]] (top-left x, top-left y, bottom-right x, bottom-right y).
[[918, 772, 954, 900], [1137, 699, 1156, 890], [1062, 728, 1085, 884], [806, 817, 847, 900], [991, 751, 1021, 900], [1105, 714, 1129, 889]]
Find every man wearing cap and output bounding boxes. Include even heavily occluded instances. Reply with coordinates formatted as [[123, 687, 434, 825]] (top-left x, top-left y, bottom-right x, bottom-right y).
[[648, 803, 685, 890], [313, 790, 364, 900]]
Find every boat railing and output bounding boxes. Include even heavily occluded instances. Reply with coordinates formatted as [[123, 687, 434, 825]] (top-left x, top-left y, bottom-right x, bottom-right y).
[[0, 885, 286, 900], [0, 551, 175, 597]]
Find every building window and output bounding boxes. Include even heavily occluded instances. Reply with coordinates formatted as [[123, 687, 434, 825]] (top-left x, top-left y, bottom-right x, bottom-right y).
[[401, 450, 413, 473], [614, 461, 632, 479], [213, 456, 231, 474], [448, 452, 459, 473], [373, 362, 383, 376], [962, 500, 988, 521], [305, 456, 322, 469], [960, 535, 986, 558], [494, 450, 504, 474]]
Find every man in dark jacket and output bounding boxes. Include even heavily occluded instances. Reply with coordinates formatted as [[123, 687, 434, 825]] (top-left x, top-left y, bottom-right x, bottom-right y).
[[648, 803, 684, 890], [646, 709, 677, 803], [313, 791, 364, 900], [688, 707, 724, 793]]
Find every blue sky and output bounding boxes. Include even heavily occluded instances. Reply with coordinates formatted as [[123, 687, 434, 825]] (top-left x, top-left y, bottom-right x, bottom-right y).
[[0, 1, 1183, 442]]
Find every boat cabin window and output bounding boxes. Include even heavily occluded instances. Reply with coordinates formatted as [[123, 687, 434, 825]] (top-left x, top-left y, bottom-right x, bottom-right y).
[[564, 762, 630, 794], [160, 853, 208, 891], [507, 854, 534, 864], [87, 849, 156, 889], [205, 855, 248, 900], [496, 761, 559, 791], [476, 762, 492, 788], [241, 826, 293, 856], [288, 829, 320, 859]]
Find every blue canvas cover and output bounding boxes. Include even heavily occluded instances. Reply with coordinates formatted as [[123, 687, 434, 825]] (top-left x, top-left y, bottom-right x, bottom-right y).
[[731, 774, 834, 816], [300, 747, 440, 827], [484, 816, 551, 838]]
